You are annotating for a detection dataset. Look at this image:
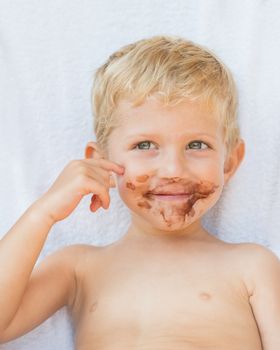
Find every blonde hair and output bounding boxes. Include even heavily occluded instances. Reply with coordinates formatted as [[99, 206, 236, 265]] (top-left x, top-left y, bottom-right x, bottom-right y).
[[91, 35, 240, 158]]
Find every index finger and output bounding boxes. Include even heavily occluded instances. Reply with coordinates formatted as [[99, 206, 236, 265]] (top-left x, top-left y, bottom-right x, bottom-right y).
[[89, 158, 125, 175]]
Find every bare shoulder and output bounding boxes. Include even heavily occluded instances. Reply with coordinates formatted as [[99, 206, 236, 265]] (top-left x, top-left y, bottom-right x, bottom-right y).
[[57, 243, 102, 272], [230, 242, 280, 263], [48, 243, 94, 268], [228, 242, 280, 295], [58, 243, 98, 257], [48, 243, 103, 291]]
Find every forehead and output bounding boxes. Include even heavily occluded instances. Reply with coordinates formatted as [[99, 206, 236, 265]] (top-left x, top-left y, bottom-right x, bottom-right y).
[[112, 96, 222, 139]]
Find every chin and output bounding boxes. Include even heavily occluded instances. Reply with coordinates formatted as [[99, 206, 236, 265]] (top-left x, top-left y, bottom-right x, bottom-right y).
[[135, 196, 218, 231], [131, 204, 199, 232], [148, 215, 198, 231]]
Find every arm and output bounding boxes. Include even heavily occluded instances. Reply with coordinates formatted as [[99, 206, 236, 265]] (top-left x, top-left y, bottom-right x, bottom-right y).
[[0, 157, 124, 343], [246, 244, 280, 349], [0, 199, 83, 343]]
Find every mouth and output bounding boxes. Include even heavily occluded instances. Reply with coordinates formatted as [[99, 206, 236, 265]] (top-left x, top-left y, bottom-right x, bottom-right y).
[[147, 193, 192, 202]]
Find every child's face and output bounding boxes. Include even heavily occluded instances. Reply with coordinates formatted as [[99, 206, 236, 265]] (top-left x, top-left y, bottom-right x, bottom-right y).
[[107, 96, 231, 234]]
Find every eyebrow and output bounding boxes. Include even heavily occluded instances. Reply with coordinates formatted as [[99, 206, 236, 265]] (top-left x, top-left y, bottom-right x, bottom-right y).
[[126, 132, 217, 140]]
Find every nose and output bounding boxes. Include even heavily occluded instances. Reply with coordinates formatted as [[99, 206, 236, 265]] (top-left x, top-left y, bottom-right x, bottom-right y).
[[156, 149, 187, 179]]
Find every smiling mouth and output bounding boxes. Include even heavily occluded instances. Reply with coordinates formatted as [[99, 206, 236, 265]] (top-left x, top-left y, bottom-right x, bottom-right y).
[[146, 193, 192, 201]]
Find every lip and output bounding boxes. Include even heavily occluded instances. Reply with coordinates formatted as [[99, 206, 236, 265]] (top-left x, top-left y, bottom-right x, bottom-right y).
[[148, 193, 191, 201]]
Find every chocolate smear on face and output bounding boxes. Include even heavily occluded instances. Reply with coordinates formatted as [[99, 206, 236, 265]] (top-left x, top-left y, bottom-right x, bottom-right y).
[[143, 180, 219, 227], [126, 182, 136, 190], [136, 175, 149, 183], [126, 175, 219, 227], [127, 175, 149, 191], [137, 201, 152, 209], [189, 207, 196, 217]]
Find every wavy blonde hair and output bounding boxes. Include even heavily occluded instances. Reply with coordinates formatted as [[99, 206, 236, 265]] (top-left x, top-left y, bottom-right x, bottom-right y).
[[91, 35, 240, 159]]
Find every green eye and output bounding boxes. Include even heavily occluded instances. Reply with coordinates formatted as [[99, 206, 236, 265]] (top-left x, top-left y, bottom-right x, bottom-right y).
[[188, 141, 209, 150], [135, 141, 154, 150]]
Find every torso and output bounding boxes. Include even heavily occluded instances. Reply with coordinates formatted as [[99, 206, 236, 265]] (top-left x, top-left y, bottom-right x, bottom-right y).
[[69, 236, 263, 350]]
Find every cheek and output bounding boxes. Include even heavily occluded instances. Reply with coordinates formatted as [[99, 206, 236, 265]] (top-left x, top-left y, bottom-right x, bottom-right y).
[[192, 157, 225, 188], [115, 167, 152, 209], [115, 161, 149, 190]]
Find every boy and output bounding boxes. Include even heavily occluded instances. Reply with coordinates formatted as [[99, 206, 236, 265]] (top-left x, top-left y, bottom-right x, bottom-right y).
[[0, 35, 280, 350]]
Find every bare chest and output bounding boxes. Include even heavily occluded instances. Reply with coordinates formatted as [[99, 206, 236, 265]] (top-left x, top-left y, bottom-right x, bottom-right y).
[[71, 253, 262, 350]]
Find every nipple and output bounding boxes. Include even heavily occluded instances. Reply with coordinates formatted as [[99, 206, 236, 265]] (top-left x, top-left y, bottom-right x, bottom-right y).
[[126, 174, 219, 227]]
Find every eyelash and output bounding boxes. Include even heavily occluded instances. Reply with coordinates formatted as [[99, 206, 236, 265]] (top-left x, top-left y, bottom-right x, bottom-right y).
[[132, 140, 211, 151]]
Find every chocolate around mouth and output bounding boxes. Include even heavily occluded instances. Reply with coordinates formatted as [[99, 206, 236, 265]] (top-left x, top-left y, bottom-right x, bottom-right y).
[[136, 180, 219, 227], [126, 176, 220, 225]]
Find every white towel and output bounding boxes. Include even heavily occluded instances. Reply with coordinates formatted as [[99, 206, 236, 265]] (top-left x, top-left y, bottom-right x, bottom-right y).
[[0, 0, 279, 349]]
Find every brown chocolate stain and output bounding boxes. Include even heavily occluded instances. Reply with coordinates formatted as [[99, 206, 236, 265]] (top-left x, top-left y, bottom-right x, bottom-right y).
[[136, 175, 149, 183], [126, 176, 219, 225], [143, 180, 219, 222], [137, 201, 152, 209], [126, 182, 136, 190], [159, 208, 170, 226]]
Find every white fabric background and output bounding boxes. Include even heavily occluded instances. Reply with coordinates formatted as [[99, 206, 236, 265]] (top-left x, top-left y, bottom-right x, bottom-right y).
[[0, 0, 279, 349]]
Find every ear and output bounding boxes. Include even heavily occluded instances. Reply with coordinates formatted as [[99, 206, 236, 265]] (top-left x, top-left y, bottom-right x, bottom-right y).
[[223, 139, 245, 185], [84, 141, 104, 160], [84, 141, 116, 188]]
